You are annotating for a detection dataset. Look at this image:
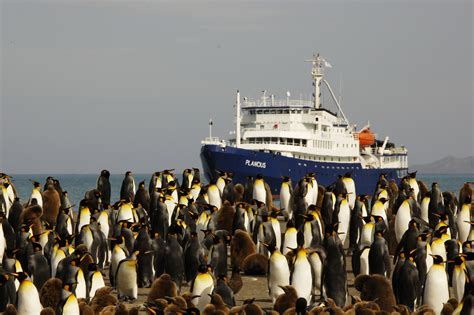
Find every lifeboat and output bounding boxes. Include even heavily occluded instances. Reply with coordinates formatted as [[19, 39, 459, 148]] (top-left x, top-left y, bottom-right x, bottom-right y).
[[357, 128, 375, 147]]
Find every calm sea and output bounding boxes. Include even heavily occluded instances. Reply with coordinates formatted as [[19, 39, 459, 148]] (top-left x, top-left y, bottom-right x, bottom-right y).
[[8, 173, 474, 209]]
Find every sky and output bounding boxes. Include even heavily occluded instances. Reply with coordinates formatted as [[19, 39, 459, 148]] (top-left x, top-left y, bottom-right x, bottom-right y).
[[1, 0, 473, 174]]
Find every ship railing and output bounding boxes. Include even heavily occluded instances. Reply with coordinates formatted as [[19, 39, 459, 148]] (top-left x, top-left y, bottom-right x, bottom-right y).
[[242, 99, 313, 107], [201, 137, 226, 146]]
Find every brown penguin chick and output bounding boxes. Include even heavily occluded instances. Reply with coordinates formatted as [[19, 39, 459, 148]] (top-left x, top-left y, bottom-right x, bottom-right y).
[[40, 307, 56, 315], [202, 304, 219, 315], [441, 302, 455, 315], [233, 184, 245, 203], [90, 286, 118, 314], [282, 297, 308, 315], [413, 305, 435, 315], [228, 265, 243, 294], [147, 273, 178, 302], [392, 304, 411, 315], [128, 306, 140, 315], [115, 302, 130, 315], [230, 230, 256, 269], [79, 301, 94, 315], [241, 253, 267, 275], [99, 305, 116, 315], [39, 277, 62, 309], [459, 182, 473, 204], [42, 184, 60, 227], [274, 285, 298, 315], [4, 304, 17, 315], [181, 291, 197, 308], [353, 274, 396, 312], [19, 204, 43, 235], [243, 299, 264, 315], [210, 293, 230, 313], [168, 295, 188, 310], [444, 298, 458, 313], [216, 201, 235, 233], [228, 305, 245, 314], [316, 185, 326, 209]]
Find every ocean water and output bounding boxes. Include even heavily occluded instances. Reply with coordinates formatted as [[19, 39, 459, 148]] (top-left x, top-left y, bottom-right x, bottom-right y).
[[8, 173, 474, 210]]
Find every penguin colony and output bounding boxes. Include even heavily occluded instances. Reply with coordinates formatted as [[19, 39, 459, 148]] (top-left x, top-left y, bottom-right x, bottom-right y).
[[0, 170, 473, 315]]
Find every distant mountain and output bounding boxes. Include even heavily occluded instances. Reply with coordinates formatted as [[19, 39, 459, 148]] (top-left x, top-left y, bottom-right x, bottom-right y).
[[411, 156, 474, 174]]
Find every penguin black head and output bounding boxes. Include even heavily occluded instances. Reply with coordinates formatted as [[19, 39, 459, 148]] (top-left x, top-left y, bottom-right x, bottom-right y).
[[184, 307, 200, 315], [198, 264, 210, 274], [430, 254, 445, 265], [125, 171, 133, 176], [255, 174, 263, 180], [286, 218, 295, 229], [100, 169, 110, 178], [31, 180, 41, 188], [32, 242, 43, 253], [378, 197, 388, 204], [13, 271, 30, 282], [344, 172, 352, 178], [295, 297, 308, 315], [417, 232, 431, 242], [409, 171, 417, 178]]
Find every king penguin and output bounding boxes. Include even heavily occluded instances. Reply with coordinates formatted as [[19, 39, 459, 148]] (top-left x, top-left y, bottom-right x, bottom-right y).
[[120, 171, 136, 202], [116, 251, 138, 301], [265, 243, 290, 304], [96, 170, 111, 207], [291, 233, 313, 303], [423, 254, 449, 315], [15, 272, 43, 315], [191, 265, 215, 312], [252, 174, 267, 204]]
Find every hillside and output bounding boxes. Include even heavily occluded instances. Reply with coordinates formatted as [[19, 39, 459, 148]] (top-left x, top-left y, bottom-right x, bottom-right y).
[[411, 156, 474, 174]]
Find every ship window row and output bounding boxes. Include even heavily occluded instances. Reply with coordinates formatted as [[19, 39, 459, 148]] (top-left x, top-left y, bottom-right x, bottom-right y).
[[248, 109, 310, 115], [313, 140, 333, 149], [294, 154, 357, 163], [382, 156, 402, 162], [244, 137, 308, 147]]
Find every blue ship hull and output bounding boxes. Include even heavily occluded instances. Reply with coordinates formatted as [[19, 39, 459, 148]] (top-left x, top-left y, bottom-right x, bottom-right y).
[[200, 144, 407, 195]]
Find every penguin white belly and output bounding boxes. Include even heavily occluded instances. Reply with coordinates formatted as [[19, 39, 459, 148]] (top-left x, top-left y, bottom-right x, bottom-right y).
[[75, 269, 87, 299], [192, 274, 214, 311], [89, 271, 106, 299], [343, 178, 356, 209], [77, 209, 91, 231], [280, 185, 291, 213], [190, 187, 200, 202], [98, 211, 110, 238], [216, 177, 226, 195], [408, 179, 419, 201], [207, 187, 221, 209], [111, 248, 127, 284], [52, 249, 66, 277], [171, 189, 179, 204], [62, 294, 80, 315], [0, 224, 5, 262], [283, 229, 297, 255], [17, 280, 42, 315], [164, 199, 176, 226], [360, 248, 370, 275], [360, 224, 374, 247], [253, 183, 266, 204], [395, 201, 411, 243], [420, 197, 430, 223], [117, 204, 134, 223], [269, 254, 290, 303], [31, 190, 43, 208], [304, 187, 314, 207], [425, 244, 433, 271], [291, 256, 313, 302], [82, 227, 94, 252], [371, 205, 388, 227], [271, 218, 281, 251], [456, 204, 471, 242], [311, 179, 319, 206], [116, 263, 138, 299], [452, 267, 466, 301], [338, 200, 351, 244], [431, 240, 447, 261], [66, 217, 73, 235], [423, 266, 449, 315], [309, 253, 323, 297]]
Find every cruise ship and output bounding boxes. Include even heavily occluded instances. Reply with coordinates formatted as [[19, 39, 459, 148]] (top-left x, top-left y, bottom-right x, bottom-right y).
[[200, 54, 408, 195]]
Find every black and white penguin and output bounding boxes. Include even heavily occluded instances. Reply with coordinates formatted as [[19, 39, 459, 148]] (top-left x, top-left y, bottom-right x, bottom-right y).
[[15, 272, 43, 315], [423, 254, 449, 314], [265, 242, 290, 304], [191, 265, 215, 312], [120, 171, 136, 202], [96, 170, 111, 207], [115, 252, 138, 301]]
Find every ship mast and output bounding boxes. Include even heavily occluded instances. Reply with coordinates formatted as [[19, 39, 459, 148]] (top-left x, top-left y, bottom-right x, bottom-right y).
[[236, 90, 241, 148], [306, 53, 326, 109], [307, 53, 350, 124]]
